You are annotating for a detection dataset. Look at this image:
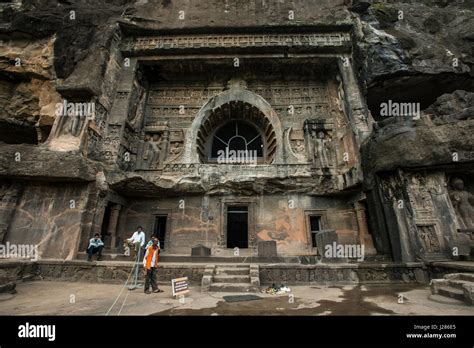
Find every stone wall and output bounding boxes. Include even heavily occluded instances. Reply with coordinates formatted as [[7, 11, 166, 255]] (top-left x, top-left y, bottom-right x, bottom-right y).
[[259, 263, 428, 285], [0, 260, 205, 284], [4, 182, 95, 260], [119, 193, 361, 256], [0, 260, 432, 286]]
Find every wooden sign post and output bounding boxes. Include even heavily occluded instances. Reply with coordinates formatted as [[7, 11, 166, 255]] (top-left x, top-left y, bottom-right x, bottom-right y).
[[171, 277, 189, 299]]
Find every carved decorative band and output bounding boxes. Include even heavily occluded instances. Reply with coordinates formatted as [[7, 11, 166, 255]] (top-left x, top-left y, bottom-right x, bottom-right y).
[[122, 33, 351, 53]]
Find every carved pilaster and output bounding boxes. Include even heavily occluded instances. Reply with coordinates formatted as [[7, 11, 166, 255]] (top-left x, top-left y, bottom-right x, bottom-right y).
[[337, 56, 373, 144]]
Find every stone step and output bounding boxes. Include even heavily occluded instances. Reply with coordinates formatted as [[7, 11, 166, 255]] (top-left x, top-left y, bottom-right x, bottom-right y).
[[0, 281, 16, 294], [215, 267, 250, 275], [428, 294, 466, 306], [202, 264, 259, 293], [77, 251, 133, 262], [459, 273, 474, 282], [448, 279, 473, 290], [438, 286, 465, 302], [208, 282, 258, 293], [213, 275, 250, 283], [216, 264, 251, 268]]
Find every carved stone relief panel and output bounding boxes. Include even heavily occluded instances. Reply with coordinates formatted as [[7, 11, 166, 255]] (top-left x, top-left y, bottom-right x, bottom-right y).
[[304, 120, 335, 170], [415, 224, 441, 253], [101, 124, 122, 164], [86, 102, 108, 159], [168, 130, 185, 162], [138, 132, 163, 169], [289, 128, 306, 160], [251, 83, 330, 128], [122, 33, 352, 53], [146, 86, 223, 129], [47, 99, 95, 151], [406, 174, 436, 220], [145, 82, 331, 131], [136, 123, 171, 170], [448, 177, 474, 230]]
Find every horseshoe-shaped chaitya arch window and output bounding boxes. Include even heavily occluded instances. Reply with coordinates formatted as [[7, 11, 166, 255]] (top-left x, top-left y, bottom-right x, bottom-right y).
[[196, 100, 277, 164]]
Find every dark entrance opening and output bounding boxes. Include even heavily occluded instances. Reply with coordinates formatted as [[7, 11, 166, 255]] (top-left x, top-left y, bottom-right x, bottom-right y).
[[309, 215, 321, 248], [227, 206, 248, 249], [153, 215, 167, 249]]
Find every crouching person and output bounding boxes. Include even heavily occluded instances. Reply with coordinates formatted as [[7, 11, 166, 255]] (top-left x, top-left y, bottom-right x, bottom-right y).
[[87, 233, 104, 261], [143, 238, 163, 294]]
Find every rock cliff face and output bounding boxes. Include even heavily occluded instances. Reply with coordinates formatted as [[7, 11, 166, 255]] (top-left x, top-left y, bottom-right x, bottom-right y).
[[351, 0, 474, 186], [361, 90, 474, 190], [353, 0, 474, 115]]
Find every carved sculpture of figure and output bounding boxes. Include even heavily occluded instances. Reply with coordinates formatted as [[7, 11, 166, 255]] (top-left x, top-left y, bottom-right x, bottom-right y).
[[314, 130, 331, 169], [409, 176, 434, 214], [418, 226, 440, 252], [150, 133, 162, 167], [70, 115, 84, 137], [52, 108, 81, 139], [449, 178, 474, 229], [140, 133, 162, 169], [294, 140, 305, 153], [158, 129, 170, 164], [142, 134, 151, 161], [170, 142, 182, 156]]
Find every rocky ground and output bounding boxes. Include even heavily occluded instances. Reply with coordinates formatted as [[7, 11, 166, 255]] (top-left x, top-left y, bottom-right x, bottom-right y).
[[0, 281, 473, 316]]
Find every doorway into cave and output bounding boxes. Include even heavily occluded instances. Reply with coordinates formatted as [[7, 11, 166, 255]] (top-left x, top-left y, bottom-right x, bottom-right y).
[[227, 206, 249, 249], [153, 215, 167, 250]]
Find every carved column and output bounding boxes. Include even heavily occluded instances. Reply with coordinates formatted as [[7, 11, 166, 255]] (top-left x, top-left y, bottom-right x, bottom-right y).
[[103, 58, 139, 165], [354, 201, 376, 255], [337, 56, 373, 144], [107, 204, 121, 249]]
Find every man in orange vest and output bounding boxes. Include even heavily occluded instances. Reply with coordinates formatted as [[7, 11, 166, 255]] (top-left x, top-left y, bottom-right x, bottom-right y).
[[143, 238, 163, 294]]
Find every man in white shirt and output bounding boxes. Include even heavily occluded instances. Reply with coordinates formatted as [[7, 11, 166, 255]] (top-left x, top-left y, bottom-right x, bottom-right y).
[[124, 226, 146, 259]]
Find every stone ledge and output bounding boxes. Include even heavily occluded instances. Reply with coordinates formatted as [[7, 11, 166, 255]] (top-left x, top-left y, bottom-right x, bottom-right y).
[[0, 144, 99, 182], [260, 263, 428, 285], [0, 259, 432, 286], [261, 262, 425, 269]]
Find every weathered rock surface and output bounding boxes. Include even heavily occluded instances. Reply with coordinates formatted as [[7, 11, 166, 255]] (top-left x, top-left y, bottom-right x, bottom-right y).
[[361, 90, 474, 188], [351, 0, 474, 117], [0, 0, 129, 143], [106, 166, 353, 196], [0, 144, 100, 181]]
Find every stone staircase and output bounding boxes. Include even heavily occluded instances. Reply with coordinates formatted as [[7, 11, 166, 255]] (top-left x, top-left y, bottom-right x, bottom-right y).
[[430, 273, 474, 306], [201, 264, 260, 292]]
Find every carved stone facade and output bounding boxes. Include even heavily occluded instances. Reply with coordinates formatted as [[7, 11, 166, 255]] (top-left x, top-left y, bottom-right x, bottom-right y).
[[0, 28, 375, 259], [366, 169, 473, 262]]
